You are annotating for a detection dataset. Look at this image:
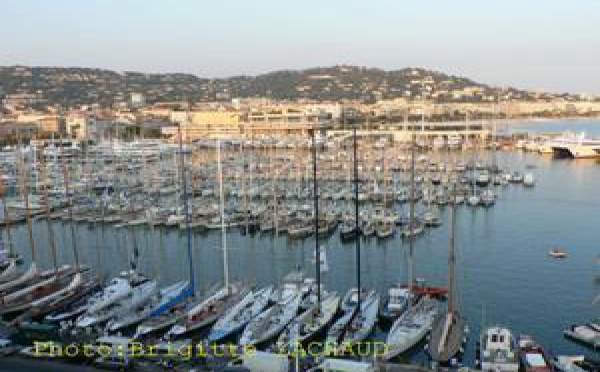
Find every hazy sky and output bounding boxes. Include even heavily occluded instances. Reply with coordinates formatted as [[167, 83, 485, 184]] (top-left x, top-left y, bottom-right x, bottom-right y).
[[2, 0, 599, 94]]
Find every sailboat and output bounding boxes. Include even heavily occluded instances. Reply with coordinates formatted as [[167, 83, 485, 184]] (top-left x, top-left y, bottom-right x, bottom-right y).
[[0, 153, 83, 316], [76, 278, 158, 328], [276, 292, 340, 352], [428, 186, 467, 363], [0, 182, 21, 283], [18, 274, 100, 322], [326, 291, 380, 355], [238, 290, 301, 347], [15, 153, 97, 320], [0, 154, 42, 294], [326, 128, 380, 355], [207, 285, 274, 343], [384, 113, 440, 360], [44, 272, 140, 323], [166, 138, 248, 339], [106, 280, 189, 332], [277, 137, 340, 351], [134, 124, 196, 338], [300, 246, 329, 310], [466, 112, 480, 207], [383, 124, 420, 326], [132, 284, 192, 338]]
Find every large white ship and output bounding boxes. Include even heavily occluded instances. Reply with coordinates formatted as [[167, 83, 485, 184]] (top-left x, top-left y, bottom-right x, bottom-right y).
[[544, 132, 600, 158]]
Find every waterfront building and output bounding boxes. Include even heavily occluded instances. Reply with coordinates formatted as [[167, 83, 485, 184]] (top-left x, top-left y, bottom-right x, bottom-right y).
[[173, 109, 244, 140], [244, 105, 329, 136], [16, 113, 65, 134], [66, 113, 96, 139]]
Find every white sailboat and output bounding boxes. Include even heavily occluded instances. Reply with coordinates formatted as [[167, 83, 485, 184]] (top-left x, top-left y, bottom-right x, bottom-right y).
[[428, 187, 466, 363], [88, 272, 146, 314], [133, 125, 196, 339], [239, 291, 301, 346], [325, 290, 378, 355], [207, 285, 274, 343], [164, 282, 248, 338], [106, 280, 189, 332], [76, 279, 158, 328], [276, 292, 340, 352], [166, 138, 249, 339], [383, 295, 439, 359], [331, 291, 380, 354], [384, 121, 439, 360], [0, 193, 20, 283]]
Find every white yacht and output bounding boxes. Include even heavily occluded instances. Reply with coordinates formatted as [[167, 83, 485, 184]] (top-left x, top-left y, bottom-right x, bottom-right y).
[[383, 295, 439, 359], [548, 132, 600, 158], [480, 189, 496, 207], [85, 271, 146, 314], [477, 327, 520, 372], [76, 280, 157, 328], [380, 285, 410, 322], [105, 281, 189, 332]]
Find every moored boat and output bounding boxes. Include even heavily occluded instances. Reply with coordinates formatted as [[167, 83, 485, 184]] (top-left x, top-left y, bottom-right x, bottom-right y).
[[207, 285, 274, 343], [518, 335, 554, 372], [239, 291, 301, 347], [476, 326, 520, 372]]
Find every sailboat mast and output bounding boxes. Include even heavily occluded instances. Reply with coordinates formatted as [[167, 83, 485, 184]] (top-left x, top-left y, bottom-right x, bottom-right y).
[[40, 154, 58, 273], [217, 139, 229, 289], [311, 129, 321, 310], [60, 137, 79, 269], [468, 112, 475, 194], [492, 103, 498, 169], [407, 113, 418, 308], [448, 184, 457, 313], [1, 178, 14, 257], [20, 145, 36, 264], [178, 123, 195, 295], [241, 142, 249, 235], [353, 128, 361, 310]]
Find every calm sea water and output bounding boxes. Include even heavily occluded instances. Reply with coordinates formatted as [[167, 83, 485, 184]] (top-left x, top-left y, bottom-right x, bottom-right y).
[[2, 119, 600, 363]]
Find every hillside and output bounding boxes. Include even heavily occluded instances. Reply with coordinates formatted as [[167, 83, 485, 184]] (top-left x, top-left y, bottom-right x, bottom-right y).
[[0, 65, 578, 109]]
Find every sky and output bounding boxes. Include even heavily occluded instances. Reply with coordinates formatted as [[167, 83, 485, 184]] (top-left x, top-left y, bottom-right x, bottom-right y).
[[1, 0, 599, 94]]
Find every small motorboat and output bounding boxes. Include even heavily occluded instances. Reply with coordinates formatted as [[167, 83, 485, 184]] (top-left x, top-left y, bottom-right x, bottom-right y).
[[549, 248, 567, 259], [553, 355, 600, 372], [564, 323, 600, 349], [517, 335, 554, 372]]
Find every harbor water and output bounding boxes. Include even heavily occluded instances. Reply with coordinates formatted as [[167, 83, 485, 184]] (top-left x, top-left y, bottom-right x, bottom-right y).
[[2, 119, 600, 364]]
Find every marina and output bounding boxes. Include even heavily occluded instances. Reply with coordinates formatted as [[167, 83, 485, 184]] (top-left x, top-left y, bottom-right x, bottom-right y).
[[1, 119, 600, 371]]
